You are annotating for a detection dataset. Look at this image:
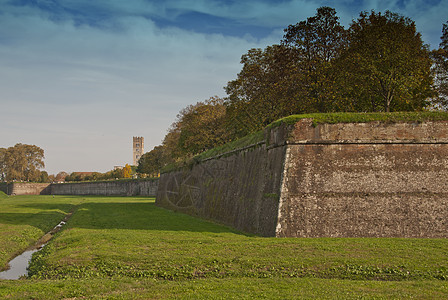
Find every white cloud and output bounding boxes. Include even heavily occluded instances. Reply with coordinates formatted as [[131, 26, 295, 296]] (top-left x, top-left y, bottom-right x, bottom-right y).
[[0, 1, 279, 174]]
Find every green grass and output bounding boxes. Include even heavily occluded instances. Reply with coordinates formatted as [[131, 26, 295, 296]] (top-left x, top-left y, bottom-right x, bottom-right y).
[[267, 111, 448, 128], [0, 195, 82, 272], [1, 278, 447, 299], [0, 195, 447, 299]]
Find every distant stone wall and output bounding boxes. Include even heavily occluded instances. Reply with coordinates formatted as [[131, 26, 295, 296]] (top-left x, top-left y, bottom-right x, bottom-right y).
[[51, 180, 158, 196], [3, 180, 158, 197], [157, 120, 448, 238], [4, 183, 52, 195], [0, 183, 9, 194]]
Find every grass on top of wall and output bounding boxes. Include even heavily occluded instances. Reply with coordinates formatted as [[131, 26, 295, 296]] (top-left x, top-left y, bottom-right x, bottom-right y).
[[163, 111, 448, 173], [267, 111, 448, 128]]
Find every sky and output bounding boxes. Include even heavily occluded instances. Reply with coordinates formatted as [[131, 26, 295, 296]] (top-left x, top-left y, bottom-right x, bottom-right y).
[[1, 0, 447, 175]]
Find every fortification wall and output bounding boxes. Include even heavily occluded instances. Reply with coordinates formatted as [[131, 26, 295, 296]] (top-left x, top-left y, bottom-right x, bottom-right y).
[[157, 120, 448, 238], [5, 183, 52, 195], [3, 180, 158, 196], [275, 120, 448, 238], [51, 180, 158, 196], [157, 142, 286, 236]]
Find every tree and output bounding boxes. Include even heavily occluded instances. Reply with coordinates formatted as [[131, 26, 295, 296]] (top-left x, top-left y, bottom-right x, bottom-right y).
[[162, 120, 183, 162], [0, 144, 45, 182], [341, 11, 433, 112], [38, 171, 49, 183], [55, 171, 68, 182], [178, 96, 231, 155], [123, 164, 132, 178], [282, 6, 348, 112], [0, 148, 5, 181], [431, 21, 448, 110], [161, 96, 231, 160], [137, 145, 167, 177], [225, 45, 303, 136], [225, 7, 348, 138]]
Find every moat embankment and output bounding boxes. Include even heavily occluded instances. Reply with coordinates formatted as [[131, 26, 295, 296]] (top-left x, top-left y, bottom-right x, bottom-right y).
[[0, 211, 73, 280]]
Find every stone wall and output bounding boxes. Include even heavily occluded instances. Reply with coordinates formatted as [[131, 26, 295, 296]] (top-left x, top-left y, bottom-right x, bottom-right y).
[[157, 144, 285, 236], [51, 180, 158, 196], [3, 180, 158, 197], [4, 183, 52, 195], [275, 120, 448, 238], [157, 120, 448, 238]]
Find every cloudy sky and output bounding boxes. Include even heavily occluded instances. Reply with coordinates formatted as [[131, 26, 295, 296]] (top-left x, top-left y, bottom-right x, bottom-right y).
[[1, 0, 447, 175]]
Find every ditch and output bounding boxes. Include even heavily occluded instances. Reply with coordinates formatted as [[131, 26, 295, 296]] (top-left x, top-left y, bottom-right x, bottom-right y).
[[0, 213, 72, 280]]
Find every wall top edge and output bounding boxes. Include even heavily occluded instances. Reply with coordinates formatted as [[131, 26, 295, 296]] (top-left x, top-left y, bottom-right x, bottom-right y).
[[268, 119, 448, 146]]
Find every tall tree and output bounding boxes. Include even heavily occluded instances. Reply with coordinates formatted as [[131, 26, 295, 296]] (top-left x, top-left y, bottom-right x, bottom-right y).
[[225, 7, 348, 138], [225, 45, 302, 137], [162, 120, 183, 162], [1, 144, 45, 182], [342, 11, 433, 112], [431, 21, 448, 110], [282, 6, 348, 112]]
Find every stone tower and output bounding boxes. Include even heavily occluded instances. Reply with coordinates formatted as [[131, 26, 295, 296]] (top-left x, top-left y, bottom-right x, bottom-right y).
[[133, 136, 144, 165]]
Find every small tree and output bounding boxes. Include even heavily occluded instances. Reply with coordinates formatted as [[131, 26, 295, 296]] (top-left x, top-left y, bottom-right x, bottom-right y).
[[38, 171, 49, 183], [123, 164, 132, 179], [137, 146, 167, 177]]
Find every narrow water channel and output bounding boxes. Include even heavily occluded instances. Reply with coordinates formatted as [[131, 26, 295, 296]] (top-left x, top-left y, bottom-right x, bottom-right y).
[[0, 219, 68, 280]]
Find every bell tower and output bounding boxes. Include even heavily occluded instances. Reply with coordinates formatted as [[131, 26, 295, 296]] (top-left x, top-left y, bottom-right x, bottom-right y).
[[133, 136, 144, 165]]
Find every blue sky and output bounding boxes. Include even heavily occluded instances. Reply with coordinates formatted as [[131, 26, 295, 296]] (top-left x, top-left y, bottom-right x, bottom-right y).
[[1, 0, 447, 174]]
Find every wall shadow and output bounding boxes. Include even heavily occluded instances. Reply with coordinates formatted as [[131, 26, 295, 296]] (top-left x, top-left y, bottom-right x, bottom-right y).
[[65, 202, 246, 234], [15, 203, 75, 213], [0, 211, 68, 232]]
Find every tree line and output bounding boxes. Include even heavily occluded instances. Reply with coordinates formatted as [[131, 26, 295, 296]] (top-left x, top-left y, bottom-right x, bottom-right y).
[[64, 164, 134, 182], [138, 7, 448, 177]]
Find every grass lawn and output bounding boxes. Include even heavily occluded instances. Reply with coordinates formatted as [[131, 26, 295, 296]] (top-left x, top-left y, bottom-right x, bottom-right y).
[[0, 193, 447, 299]]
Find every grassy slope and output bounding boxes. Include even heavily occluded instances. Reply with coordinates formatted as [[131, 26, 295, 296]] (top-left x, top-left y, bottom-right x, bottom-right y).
[[0, 196, 447, 299]]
